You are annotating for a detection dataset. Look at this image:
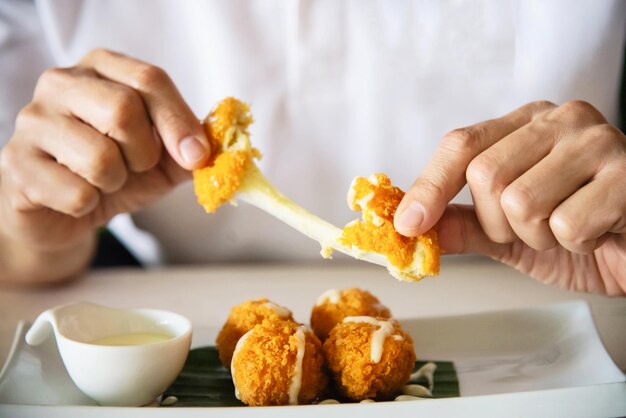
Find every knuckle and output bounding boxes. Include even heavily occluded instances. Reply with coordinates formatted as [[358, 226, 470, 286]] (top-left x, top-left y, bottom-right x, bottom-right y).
[[531, 100, 557, 109], [561, 99, 596, 115], [132, 143, 161, 173], [14, 103, 44, 130], [6, 191, 30, 212], [441, 127, 482, 155], [85, 142, 122, 183], [35, 67, 71, 95], [67, 184, 98, 217], [0, 155, 37, 212], [466, 154, 499, 190], [0, 144, 21, 180], [500, 184, 535, 222], [582, 124, 625, 152], [39, 67, 69, 84], [528, 100, 557, 118], [554, 100, 605, 125], [0, 147, 12, 176], [549, 210, 579, 245], [108, 89, 142, 130], [83, 47, 112, 63], [133, 64, 169, 91]]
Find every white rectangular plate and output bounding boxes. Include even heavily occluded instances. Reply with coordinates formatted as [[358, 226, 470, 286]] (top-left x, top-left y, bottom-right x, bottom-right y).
[[0, 300, 624, 417]]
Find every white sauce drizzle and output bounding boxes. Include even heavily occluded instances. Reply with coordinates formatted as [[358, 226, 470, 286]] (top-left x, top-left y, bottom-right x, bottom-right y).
[[394, 395, 427, 402], [315, 289, 342, 306], [315, 360, 440, 406], [288, 326, 307, 405], [230, 330, 253, 400], [370, 214, 385, 227], [263, 302, 291, 318], [346, 178, 359, 210], [356, 192, 374, 211], [367, 174, 380, 186], [342, 316, 400, 363], [160, 395, 178, 406], [402, 384, 432, 397], [409, 361, 437, 391]]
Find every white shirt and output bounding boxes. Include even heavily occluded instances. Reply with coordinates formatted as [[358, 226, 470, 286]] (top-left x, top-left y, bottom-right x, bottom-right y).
[[1, 0, 624, 264]]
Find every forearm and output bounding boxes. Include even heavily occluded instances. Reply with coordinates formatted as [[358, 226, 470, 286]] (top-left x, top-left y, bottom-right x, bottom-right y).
[[0, 231, 96, 285]]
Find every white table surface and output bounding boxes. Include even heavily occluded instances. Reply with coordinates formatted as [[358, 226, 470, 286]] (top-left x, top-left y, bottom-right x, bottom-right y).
[[1, 255, 625, 417]]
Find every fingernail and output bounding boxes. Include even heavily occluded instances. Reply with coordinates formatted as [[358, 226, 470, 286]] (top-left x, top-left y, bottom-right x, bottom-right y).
[[179, 136, 207, 165], [396, 201, 424, 233]]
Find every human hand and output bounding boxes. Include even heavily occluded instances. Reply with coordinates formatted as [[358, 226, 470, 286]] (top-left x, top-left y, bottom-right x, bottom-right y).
[[0, 48, 211, 252], [394, 101, 626, 295]]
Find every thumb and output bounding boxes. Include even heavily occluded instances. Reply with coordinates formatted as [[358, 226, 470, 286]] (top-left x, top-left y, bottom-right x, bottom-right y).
[[394, 176, 454, 238], [394, 101, 546, 237], [437, 204, 511, 258]]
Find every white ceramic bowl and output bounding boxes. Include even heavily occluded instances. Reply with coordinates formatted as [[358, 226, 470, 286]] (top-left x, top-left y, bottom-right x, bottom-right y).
[[25, 302, 192, 406]]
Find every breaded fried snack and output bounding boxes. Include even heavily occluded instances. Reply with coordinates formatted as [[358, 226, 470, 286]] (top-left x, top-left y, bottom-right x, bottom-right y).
[[341, 174, 439, 281], [310, 288, 391, 341], [323, 316, 415, 401], [231, 319, 328, 406], [194, 98, 439, 282], [216, 298, 293, 367]]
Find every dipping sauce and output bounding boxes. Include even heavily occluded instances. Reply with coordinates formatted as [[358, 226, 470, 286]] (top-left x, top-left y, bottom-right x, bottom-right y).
[[91, 332, 172, 346]]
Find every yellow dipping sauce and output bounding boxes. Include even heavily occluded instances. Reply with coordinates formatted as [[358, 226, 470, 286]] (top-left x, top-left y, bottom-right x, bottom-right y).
[[91, 332, 172, 346]]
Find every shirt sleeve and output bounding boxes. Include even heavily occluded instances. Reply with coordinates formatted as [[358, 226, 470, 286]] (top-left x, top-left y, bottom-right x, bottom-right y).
[[0, 0, 55, 146]]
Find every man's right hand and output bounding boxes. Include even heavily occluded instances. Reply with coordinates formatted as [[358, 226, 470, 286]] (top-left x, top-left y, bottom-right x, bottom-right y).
[[0, 49, 210, 281]]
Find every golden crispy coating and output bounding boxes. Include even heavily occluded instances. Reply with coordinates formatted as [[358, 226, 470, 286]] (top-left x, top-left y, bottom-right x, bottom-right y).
[[231, 319, 328, 406], [347, 174, 404, 222], [323, 318, 415, 401], [215, 298, 294, 367], [193, 97, 260, 213], [340, 174, 440, 280], [310, 288, 391, 341], [207, 96, 254, 145], [194, 150, 249, 213], [193, 99, 440, 281]]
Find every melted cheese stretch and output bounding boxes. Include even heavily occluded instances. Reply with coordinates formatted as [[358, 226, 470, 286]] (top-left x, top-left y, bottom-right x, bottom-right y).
[[194, 98, 439, 282]]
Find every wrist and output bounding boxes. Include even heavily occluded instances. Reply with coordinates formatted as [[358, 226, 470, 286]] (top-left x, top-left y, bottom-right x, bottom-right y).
[[0, 231, 97, 285]]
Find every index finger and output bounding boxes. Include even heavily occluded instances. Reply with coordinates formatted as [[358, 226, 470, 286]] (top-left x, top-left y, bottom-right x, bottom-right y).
[[394, 101, 554, 237], [80, 49, 210, 170]]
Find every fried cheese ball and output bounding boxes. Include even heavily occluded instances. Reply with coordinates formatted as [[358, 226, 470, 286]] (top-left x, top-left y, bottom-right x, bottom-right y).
[[231, 319, 328, 406], [323, 316, 415, 401], [216, 298, 294, 367], [340, 173, 440, 281], [193, 98, 440, 283], [193, 97, 260, 213], [310, 288, 392, 341]]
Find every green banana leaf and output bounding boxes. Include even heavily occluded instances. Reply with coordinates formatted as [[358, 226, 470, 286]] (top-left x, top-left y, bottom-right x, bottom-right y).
[[161, 346, 459, 407]]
